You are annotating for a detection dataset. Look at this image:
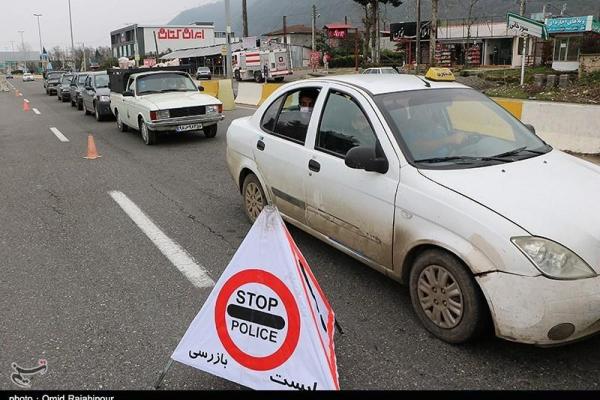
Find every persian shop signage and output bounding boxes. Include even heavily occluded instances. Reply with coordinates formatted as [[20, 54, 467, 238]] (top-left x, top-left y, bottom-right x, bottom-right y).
[[545, 16, 593, 34], [327, 29, 347, 39], [157, 28, 205, 40]]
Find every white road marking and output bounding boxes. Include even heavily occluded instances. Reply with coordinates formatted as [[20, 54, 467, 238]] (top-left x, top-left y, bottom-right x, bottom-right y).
[[24, 99, 30, 103], [108, 190, 215, 288], [49, 127, 69, 142], [33, 108, 41, 115]]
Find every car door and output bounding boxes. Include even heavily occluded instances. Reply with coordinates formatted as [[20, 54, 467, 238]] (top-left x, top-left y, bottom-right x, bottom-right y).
[[252, 85, 326, 225], [303, 85, 399, 269], [121, 77, 137, 127], [83, 76, 94, 111]]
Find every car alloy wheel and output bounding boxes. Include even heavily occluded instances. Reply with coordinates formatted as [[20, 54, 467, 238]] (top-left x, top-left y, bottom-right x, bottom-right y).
[[141, 122, 149, 143], [242, 174, 266, 222], [416, 265, 464, 329]]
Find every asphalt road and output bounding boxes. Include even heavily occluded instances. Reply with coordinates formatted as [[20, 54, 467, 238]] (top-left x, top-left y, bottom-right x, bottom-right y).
[[1, 78, 600, 391]]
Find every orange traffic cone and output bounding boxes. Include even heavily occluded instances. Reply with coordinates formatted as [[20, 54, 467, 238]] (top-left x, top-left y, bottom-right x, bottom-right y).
[[84, 134, 101, 160], [23, 100, 30, 112]]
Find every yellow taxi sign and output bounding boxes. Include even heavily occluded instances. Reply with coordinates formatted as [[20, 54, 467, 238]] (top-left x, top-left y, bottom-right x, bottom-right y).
[[425, 67, 455, 82]]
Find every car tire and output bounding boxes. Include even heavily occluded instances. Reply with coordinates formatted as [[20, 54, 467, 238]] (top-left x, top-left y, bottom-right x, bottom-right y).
[[95, 103, 103, 122], [140, 119, 157, 145], [203, 124, 218, 138], [409, 249, 489, 344], [116, 111, 128, 132], [242, 174, 267, 223], [77, 100, 83, 111], [254, 71, 264, 83]]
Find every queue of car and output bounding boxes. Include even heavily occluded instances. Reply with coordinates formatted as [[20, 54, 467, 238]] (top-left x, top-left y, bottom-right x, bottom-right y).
[[40, 67, 224, 144], [28, 67, 600, 347]]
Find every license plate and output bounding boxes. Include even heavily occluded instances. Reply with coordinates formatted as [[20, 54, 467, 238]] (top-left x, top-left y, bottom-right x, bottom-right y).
[[176, 124, 202, 132]]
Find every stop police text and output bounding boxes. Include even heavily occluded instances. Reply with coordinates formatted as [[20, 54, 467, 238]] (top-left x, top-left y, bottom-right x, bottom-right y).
[[231, 290, 280, 343]]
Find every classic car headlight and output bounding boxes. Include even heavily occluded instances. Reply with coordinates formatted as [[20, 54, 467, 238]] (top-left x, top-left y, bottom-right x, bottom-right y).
[[157, 110, 170, 119], [206, 104, 223, 113], [512, 237, 596, 280], [99, 95, 110, 102]]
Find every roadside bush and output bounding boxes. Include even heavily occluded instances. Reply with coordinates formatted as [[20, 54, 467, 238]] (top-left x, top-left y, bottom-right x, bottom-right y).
[[330, 55, 360, 68]]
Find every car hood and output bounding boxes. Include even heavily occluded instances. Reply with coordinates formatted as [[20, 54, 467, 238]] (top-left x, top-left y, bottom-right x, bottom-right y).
[[419, 150, 600, 273], [95, 87, 110, 96], [140, 91, 220, 109]]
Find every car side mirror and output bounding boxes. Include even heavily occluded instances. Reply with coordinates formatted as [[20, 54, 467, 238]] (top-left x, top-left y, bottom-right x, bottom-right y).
[[524, 123, 536, 134], [123, 91, 134, 97], [85, 86, 94, 91], [345, 146, 389, 174], [198, 86, 205, 92]]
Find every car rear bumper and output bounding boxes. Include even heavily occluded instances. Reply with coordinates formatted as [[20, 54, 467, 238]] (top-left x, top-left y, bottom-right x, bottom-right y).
[[146, 113, 224, 132], [477, 272, 600, 346], [96, 102, 112, 116]]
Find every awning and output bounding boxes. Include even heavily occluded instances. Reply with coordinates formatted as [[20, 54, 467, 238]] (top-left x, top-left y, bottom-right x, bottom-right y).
[[161, 42, 245, 60]]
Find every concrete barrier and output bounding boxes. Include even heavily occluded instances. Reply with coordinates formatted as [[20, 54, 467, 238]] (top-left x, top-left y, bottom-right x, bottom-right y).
[[259, 83, 283, 105], [217, 79, 236, 111], [493, 97, 600, 154], [235, 82, 263, 106], [198, 80, 219, 98]]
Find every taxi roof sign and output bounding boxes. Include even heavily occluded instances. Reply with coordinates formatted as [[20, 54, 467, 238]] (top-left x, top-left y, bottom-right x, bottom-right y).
[[425, 68, 455, 82]]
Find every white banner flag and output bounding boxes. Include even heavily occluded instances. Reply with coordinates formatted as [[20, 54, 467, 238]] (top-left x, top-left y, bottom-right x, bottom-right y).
[[171, 206, 339, 390]]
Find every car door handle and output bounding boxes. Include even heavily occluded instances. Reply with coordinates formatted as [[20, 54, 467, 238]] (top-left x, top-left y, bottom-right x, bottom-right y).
[[308, 160, 321, 172], [257, 140, 265, 151]]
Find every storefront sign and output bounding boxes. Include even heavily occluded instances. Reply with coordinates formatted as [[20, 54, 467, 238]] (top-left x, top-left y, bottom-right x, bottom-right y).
[[327, 29, 347, 39], [157, 27, 205, 40], [545, 16, 593, 34], [390, 21, 431, 41]]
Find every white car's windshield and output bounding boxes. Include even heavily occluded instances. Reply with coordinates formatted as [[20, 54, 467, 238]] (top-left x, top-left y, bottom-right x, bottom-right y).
[[61, 75, 73, 84], [95, 74, 109, 88], [375, 88, 550, 168], [136, 73, 197, 95]]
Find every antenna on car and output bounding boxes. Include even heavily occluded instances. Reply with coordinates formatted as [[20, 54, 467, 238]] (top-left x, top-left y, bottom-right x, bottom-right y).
[[414, 75, 431, 88]]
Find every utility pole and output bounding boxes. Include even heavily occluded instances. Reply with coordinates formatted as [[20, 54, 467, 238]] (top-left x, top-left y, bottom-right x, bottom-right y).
[[34, 14, 43, 59], [283, 16, 287, 45], [429, 0, 438, 67], [311, 4, 317, 51], [520, 0, 527, 86], [520, 0, 526, 16], [415, 0, 421, 74], [225, 0, 233, 78], [18, 31, 25, 70], [10, 41, 15, 72], [68, 0, 75, 68], [242, 0, 249, 37]]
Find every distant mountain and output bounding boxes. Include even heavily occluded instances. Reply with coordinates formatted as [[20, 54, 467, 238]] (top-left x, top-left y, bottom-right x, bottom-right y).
[[170, 0, 599, 36]]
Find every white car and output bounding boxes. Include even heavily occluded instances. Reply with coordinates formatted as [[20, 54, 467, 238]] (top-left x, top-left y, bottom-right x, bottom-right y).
[[362, 67, 400, 75], [109, 69, 224, 145], [226, 70, 600, 346], [22, 73, 35, 82]]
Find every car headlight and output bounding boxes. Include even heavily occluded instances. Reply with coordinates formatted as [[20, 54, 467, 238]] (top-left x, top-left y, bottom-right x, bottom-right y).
[[512, 236, 596, 280], [206, 104, 222, 113], [99, 95, 110, 102], [157, 110, 170, 120]]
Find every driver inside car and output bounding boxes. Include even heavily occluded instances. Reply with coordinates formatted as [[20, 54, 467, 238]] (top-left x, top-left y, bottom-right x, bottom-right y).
[[400, 103, 469, 159]]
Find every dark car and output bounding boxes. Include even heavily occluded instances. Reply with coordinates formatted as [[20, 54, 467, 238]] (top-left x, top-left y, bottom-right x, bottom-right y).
[[195, 66, 212, 80], [6, 73, 14, 79], [82, 72, 112, 121], [69, 73, 88, 110], [57, 73, 74, 101], [45, 71, 64, 95]]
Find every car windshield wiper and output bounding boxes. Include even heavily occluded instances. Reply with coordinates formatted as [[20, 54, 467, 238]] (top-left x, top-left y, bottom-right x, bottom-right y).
[[138, 90, 162, 95], [414, 155, 511, 164], [159, 89, 192, 93], [491, 146, 546, 158]]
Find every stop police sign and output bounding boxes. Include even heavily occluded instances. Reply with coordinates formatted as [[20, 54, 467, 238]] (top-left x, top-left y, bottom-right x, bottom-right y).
[[215, 269, 301, 371]]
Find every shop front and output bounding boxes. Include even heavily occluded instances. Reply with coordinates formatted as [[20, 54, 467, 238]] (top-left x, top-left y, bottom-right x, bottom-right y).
[[546, 16, 600, 71]]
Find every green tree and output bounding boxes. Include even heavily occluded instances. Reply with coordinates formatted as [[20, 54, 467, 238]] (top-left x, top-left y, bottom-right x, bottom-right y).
[[352, 0, 403, 63]]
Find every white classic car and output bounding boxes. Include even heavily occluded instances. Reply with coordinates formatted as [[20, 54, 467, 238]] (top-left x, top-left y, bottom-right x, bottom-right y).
[[109, 69, 224, 145], [225, 68, 600, 346]]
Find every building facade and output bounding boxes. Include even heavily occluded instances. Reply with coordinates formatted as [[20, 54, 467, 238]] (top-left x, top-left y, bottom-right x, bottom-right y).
[[546, 15, 600, 71]]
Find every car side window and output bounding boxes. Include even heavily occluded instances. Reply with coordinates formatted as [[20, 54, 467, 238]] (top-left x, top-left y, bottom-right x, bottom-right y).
[[85, 77, 91, 87], [261, 96, 284, 132], [316, 90, 377, 157], [272, 88, 320, 144], [127, 78, 135, 94]]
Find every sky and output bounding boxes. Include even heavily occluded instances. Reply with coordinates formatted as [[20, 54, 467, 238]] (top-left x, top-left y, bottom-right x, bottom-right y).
[[0, 0, 215, 53]]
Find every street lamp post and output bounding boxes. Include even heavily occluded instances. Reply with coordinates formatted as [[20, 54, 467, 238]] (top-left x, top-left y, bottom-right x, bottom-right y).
[[18, 31, 25, 71], [34, 14, 45, 71], [68, 0, 75, 68]]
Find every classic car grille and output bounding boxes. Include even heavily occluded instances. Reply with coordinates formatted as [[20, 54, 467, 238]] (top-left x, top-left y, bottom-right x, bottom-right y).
[[169, 106, 206, 118]]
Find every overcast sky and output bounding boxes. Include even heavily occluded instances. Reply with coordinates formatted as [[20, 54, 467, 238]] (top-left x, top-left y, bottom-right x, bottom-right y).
[[0, 0, 215, 53]]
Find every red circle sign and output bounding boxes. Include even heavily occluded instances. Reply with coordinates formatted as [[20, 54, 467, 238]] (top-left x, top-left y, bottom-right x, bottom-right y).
[[215, 269, 300, 371]]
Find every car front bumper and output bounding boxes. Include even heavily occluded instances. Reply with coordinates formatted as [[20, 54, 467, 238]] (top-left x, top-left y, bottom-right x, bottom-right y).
[[146, 113, 224, 132], [477, 272, 600, 346]]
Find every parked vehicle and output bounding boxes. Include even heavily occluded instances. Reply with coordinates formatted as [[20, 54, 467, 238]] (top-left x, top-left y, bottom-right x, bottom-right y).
[[225, 68, 600, 346], [22, 73, 35, 82], [81, 72, 112, 121], [45, 71, 64, 95], [195, 66, 212, 80], [232, 48, 292, 83], [70, 73, 89, 110], [57, 73, 74, 101], [6, 73, 14, 79], [108, 67, 224, 145], [362, 67, 400, 75]]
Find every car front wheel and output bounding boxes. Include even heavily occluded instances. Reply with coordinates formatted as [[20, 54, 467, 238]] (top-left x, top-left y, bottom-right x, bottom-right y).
[[116, 111, 128, 132], [242, 174, 266, 223], [409, 249, 489, 344], [140, 120, 157, 145], [203, 124, 217, 138]]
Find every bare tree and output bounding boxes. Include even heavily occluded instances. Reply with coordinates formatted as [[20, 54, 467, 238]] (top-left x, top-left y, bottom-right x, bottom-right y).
[[464, 0, 480, 67], [429, 0, 438, 66]]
